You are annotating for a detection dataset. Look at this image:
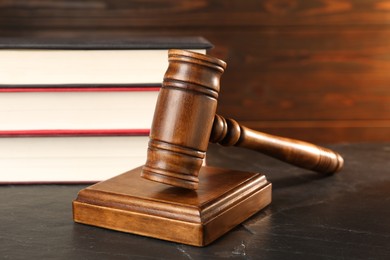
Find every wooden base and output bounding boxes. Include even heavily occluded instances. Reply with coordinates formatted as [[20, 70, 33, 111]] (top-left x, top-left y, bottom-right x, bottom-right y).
[[73, 166, 272, 246]]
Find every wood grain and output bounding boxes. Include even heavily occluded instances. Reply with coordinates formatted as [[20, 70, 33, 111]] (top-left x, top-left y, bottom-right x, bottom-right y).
[[141, 49, 343, 190], [73, 165, 272, 246], [141, 49, 226, 190], [1, 0, 389, 142], [210, 115, 343, 174]]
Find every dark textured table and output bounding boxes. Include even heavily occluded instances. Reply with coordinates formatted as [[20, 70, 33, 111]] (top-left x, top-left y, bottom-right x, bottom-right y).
[[1, 143, 389, 259]]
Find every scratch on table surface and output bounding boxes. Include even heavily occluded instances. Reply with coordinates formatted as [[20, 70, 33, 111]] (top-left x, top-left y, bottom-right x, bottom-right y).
[[232, 240, 247, 256], [176, 244, 193, 260]]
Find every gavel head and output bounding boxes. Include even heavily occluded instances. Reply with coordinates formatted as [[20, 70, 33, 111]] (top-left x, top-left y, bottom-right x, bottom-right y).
[[141, 49, 227, 190]]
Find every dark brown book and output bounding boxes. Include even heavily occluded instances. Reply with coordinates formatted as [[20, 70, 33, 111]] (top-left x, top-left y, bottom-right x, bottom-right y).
[[0, 36, 212, 85]]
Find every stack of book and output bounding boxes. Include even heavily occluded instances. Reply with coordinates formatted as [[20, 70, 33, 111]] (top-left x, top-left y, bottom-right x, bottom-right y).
[[0, 36, 212, 183]]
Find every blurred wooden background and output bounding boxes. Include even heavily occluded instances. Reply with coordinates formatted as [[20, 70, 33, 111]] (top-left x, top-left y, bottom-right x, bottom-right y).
[[1, 0, 389, 143]]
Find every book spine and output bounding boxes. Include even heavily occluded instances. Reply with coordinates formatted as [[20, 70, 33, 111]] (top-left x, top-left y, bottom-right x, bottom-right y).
[[0, 84, 159, 136], [0, 84, 161, 92], [0, 129, 150, 137]]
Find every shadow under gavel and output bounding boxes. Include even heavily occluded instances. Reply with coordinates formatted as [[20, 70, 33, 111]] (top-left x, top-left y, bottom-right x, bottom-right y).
[[141, 49, 344, 190]]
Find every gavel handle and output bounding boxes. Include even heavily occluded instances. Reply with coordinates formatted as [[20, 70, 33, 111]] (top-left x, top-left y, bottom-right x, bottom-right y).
[[210, 115, 344, 174]]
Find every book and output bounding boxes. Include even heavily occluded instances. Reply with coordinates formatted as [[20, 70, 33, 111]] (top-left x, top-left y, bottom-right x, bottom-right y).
[[0, 134, 149, 183], [0, 85, 155, 183], [0, 85, 159, 133], [0, 36, 212, 183], [0, 36, 212, 85]]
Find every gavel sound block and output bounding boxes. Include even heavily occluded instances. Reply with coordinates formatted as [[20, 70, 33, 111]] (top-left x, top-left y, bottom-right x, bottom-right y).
[[73, 50, 343, 246]]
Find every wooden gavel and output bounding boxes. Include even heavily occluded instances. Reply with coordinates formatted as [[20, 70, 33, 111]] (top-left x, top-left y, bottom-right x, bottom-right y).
[[141, 49, 344, 190]]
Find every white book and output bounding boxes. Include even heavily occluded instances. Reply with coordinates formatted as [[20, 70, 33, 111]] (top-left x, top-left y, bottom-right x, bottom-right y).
[[0, 135, 149, 183]]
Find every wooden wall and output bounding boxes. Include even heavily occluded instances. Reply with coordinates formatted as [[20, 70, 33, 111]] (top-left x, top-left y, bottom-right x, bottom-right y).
[[1, 0, 389, 143]]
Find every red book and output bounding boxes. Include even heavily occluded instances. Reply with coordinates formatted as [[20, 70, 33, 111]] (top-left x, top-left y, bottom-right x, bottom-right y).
[[0, 85, 158, 183], [0, 85, 159, 136], [0, 36, 212, 135]]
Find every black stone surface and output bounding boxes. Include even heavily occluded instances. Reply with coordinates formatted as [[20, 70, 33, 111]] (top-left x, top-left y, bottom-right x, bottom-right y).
[[1, 143, 389, 259]]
